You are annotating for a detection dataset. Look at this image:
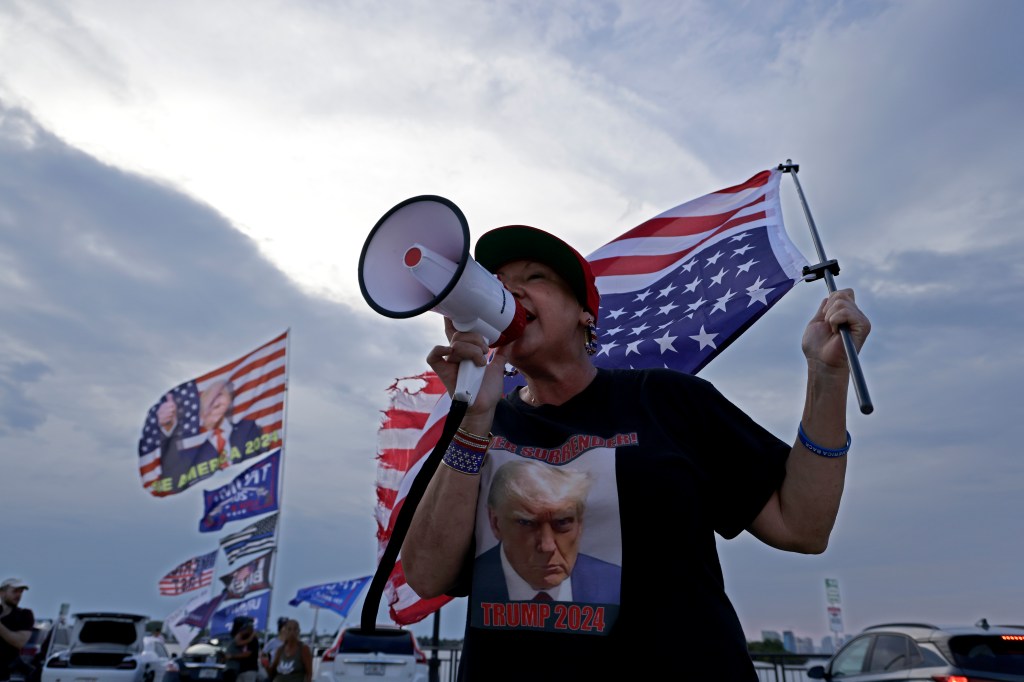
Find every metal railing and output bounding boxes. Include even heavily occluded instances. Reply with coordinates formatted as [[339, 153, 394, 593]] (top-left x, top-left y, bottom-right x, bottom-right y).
[[420, 645, 829, 681]]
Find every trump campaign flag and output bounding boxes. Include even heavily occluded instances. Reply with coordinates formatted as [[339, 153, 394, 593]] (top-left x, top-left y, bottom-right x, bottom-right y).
[[210, 592, 271, 636], [288, 576, 372, 618], [159, 550, 217, 596], [138, 331, 289, 497], [219, 551, 273, 600], [199, 450, 281, 532], [374, 169, 811, 625]]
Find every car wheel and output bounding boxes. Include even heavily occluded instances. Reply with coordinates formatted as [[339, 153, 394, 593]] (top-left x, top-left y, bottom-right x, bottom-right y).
[[144, 670, 155, 682]]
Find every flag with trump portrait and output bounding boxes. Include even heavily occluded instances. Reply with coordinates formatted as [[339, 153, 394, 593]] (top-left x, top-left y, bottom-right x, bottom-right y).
[[374, 168, 811, 625], [138, 331, 289, 497]]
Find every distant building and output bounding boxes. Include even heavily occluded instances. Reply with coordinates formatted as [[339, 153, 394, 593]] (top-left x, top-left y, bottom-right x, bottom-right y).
[[821, 635, 835, 654], [783, 630, 796, 653], [796, 636, 814, 654], [761, 630, 782, 643]]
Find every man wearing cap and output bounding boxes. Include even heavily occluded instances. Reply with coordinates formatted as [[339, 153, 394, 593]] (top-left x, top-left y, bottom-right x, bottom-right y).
[[0, 579, 34, 682], [404, 223, 871, 680]]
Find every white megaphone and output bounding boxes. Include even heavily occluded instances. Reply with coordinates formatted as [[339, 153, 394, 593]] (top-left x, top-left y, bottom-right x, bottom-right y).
[[358, 195, 527, 405]]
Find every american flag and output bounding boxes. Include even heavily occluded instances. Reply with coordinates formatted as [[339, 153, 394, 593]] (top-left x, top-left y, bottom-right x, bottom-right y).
[[159, 550, 217, 596], [219, 512, 279, 564], [587, 168, 807, 374], [138, 330, 290, 496], [375, 373, 455, 625], [374, 169, 811, 625]]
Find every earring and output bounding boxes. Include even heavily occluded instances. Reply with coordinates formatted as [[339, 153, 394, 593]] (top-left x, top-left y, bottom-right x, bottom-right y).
[[585, 319, 598, 356], [503, 364, 520, 377]]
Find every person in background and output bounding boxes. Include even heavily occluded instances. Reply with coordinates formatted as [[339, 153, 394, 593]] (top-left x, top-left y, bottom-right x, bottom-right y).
[[268, 620, 311, 682], [0, 579, 33, 682], [402, 224, 872, 680], [224, 617, 260, 682], [260, 618, 288, 679]]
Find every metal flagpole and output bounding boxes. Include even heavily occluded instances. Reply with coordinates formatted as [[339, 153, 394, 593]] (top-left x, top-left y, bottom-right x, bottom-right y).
[[266, 328, 291, 632], [778, 161, 874, 415], [309, 606, 319, 647]]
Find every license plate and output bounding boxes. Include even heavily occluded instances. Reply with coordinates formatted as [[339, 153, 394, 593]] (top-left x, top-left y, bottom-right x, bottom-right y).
[[199, 669, 219, 679], [364, 662, 384, 676]]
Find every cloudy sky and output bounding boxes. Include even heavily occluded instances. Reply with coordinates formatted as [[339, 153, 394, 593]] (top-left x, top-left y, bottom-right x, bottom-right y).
[[2, 0, 1022, 646]]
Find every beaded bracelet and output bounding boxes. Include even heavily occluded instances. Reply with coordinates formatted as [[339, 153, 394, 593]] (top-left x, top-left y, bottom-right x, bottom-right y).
[[442, 428, 492, 475], [797, 422, 851, 458]]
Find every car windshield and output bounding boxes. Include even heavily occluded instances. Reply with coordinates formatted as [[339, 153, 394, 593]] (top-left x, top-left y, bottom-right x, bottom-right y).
[[949, 635, 1024, 674], [337, 630, 413, 655], [79, 621, 139, 645]]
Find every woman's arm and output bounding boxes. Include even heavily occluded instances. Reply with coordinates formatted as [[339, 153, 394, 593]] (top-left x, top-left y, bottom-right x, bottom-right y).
[[402, 325, 507, 598], [748, 289, 871, 553]]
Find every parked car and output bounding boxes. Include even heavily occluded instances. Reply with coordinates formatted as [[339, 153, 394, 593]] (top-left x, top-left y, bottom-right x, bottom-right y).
[[808, 620, 1024, 681], [41, 613, 171, 682], [162, 636, 230, 682], [318, 626, 427, 682]]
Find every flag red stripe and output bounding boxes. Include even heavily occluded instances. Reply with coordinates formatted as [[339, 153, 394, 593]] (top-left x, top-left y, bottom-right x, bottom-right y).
[[589, 210, 767, 277], [229, 348, 287, 385], [381, 409, 431, 430], [607, 194, 764, 241], [233, 367, 287, 407], [714, 169, 772, 193], [194, 332, 288, 384]]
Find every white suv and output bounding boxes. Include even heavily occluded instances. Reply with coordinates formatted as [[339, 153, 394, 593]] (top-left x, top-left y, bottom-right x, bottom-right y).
[[317, 626, 427, 682]]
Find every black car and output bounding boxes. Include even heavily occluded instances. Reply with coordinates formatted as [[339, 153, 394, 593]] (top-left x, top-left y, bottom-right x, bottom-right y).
[[808, 620, 1024, 681], [163, 637, 231, 682]]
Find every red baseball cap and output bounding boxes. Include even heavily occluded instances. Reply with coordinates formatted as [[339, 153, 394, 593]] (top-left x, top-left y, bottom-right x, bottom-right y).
[[474, 225, 600, 321]]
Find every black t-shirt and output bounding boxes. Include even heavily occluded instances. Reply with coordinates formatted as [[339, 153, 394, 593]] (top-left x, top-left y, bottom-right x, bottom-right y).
[[0, 606, 35, 680], [227, 634, 260, 673], [452, 368, 790, 681]]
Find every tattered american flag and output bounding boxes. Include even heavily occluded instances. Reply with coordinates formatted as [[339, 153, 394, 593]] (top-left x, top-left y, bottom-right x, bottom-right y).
[[138, 330, 289, 496], [374, 169, 810, 625], [375, 373, 455, 624]]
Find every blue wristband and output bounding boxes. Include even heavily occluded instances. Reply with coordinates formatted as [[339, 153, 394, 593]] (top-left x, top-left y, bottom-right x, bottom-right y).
[[798, 422, 851, 458]]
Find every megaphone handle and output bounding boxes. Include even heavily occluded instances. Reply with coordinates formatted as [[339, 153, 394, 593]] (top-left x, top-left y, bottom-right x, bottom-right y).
[[453, 358, 485, 405]]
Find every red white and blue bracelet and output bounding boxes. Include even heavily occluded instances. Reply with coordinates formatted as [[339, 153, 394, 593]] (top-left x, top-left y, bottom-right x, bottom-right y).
[[442, 428, 492, 475]]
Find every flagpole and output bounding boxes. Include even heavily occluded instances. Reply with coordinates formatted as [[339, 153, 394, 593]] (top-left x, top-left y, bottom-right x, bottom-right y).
[[268, 327, 292, 630], [778, 161, 874, 415]]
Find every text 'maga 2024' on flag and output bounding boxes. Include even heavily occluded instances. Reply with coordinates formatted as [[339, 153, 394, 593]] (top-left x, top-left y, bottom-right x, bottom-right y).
[[374, 168, 811, 625], [137, 331, 289, 497], [159, 550, 218, 596]]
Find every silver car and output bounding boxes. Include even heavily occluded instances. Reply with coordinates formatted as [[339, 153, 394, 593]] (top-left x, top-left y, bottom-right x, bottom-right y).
[[41, 613, 171, 682], [317, 626, 427, 682], [808, 620, 1024, 681]]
